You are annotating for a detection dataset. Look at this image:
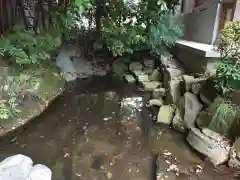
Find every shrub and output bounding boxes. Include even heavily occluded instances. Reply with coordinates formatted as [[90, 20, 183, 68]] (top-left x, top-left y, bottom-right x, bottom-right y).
[[0, 26, 61, 66], [100, 0, 184, 57], [215, 21, 240, 95]]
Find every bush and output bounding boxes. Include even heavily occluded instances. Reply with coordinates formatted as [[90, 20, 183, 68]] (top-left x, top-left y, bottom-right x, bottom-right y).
[[215, 21, 240, 95], [100, 0, 184, 57], [0, 26, 61, 66]]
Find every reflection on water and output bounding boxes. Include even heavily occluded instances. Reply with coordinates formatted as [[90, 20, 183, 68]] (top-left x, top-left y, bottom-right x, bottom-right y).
[[0, 76, 237, 180]]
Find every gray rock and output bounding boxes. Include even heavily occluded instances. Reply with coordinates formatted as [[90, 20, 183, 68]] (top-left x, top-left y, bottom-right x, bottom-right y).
[[184, 92, 203, 129], [27, 164, 52, 180], [124, 74, 136, 84], [129, 62, 142, 71], [192, 83, 201, 95], [146, 98, 164, 107], [169, 79, 181, 104], [187, 128, 230, 166], [152, 88, 166, 99], [165, 68, 182, 80], [183, 75, 195, 92], [172, 108, 185, 133], [0, 154, 33, 180], [157, 105, 175, 125], [142, 81, 162, 91], [149, 69, 162, 81]]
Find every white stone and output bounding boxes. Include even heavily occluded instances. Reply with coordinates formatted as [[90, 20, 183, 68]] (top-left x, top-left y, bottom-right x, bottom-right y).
[[27, 164, 52, 180], [142, 81, 162, 91], [124, 74, 136, 83], [129, 62, 142, 71], [172, 108, 185, 133], [152, 88, 166, 99], [184, 92, 203, 129], [157, 105, 175, 125], [187, 128, 230, 166], [169, 79, 181, 104], [192, 83, 201, 95], [0, 154, 33, 180], [146, 98, 164, 107], [138, 74, 150, 82], [183, 75, 195, 92]]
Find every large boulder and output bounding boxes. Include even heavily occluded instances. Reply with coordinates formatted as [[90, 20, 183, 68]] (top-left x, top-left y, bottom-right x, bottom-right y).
[[27, 164, 52, 180], [142, 81, 162, 91], [157, 105, 175, 125], [229, 138, 240, 170], [183, 75, 195, 92], [172, 108, 185, 133], [164, 68, 182, 81], [187, 128, 230, 166], [0, 154, 33, 180], [184, 92, 203, 129]]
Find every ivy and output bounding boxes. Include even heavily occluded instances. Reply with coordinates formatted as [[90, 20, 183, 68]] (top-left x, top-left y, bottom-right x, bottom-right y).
[[215, 21, 240, 95]]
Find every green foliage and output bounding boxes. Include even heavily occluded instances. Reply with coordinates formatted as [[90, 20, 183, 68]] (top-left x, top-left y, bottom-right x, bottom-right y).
[[208, 102, 239, 135], [0, 26, 62, 66], [100, 0, 183, 57], [52, 0, 92, 40], [215, 21, 240, 95]]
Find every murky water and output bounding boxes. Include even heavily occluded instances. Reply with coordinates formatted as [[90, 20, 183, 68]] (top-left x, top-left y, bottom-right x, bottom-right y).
[[0, 76, 237, 180]]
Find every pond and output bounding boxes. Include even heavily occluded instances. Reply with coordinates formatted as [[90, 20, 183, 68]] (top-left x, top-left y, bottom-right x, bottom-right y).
[[0, 76, 237, 180]]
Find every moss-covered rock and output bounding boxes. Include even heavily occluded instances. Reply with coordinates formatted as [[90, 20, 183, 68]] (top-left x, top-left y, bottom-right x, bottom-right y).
[[0, 64, 65, 136]]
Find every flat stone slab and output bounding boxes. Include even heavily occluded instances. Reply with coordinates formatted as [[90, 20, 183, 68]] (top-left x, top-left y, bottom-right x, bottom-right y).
[[124, 74, 136, 84], [142, 81, 162, 91], [187, 128, 230, 166]]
